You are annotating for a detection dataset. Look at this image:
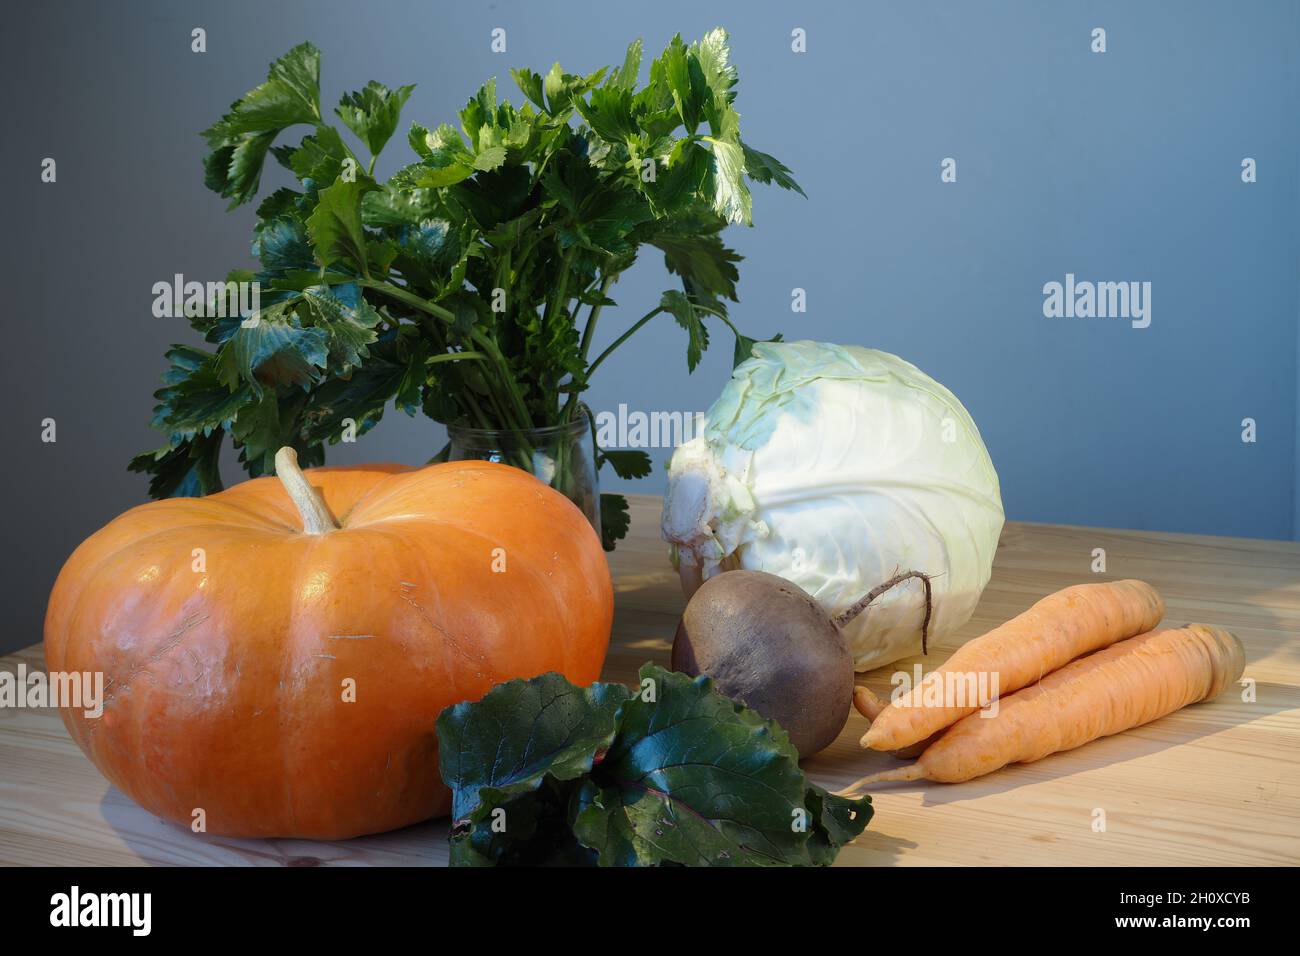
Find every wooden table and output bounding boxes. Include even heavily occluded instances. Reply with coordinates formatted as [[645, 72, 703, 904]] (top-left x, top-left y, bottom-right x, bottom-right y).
[[3, 495, 1298, 866]]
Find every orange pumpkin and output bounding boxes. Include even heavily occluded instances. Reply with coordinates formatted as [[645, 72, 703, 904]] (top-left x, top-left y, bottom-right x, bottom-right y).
[[43, 448, 613, 839]]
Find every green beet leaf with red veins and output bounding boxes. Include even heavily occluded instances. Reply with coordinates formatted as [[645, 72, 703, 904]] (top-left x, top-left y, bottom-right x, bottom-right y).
[[436, 664, 872, 867], [130, 31, 801, 549]]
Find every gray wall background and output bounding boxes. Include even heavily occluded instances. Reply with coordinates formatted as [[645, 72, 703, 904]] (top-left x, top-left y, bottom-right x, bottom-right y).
[[3, 0, 1297, 653]]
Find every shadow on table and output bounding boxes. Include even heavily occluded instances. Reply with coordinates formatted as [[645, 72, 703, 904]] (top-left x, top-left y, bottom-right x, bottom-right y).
[[842, 827, 917, 866], [836, 680, 1299, 808], [98, 787, 450, 866]]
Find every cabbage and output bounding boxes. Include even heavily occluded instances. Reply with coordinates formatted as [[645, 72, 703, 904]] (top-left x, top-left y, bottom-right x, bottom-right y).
[[662, 341, 1004, 672]]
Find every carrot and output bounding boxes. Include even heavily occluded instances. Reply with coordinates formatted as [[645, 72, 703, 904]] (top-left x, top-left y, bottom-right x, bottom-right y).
[[852, 686, 936, 759], [852, 686, 888, 721], [849, 624, 1244, 786], [861, 580, 1164, 752]]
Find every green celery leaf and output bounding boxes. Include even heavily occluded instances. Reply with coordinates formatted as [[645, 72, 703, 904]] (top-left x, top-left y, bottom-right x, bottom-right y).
[[732, 330, 783, 369], [576, 288, 617, 307], [706, 136, 752, 225], [691, 28, 738, 104], [252, 216, 314, 277], [361, 181, 439, 228], [600, 449, 652, 480], [149, 345, 253, 441], [413, 124, 476, 187], [335, 80, 415, 156], [541, 62, 603, 114], [543, 61, 574, 113], [482, 207, 543, 247], [633, 76, 682, 140], [228, 390, 306, 478], [659, 35, 706, 132], [741, 141, 806, 196], [653, 230, 741, 302], [563, 189, 653, 256], [610, 39, 643, 91], [541, 63, 568, 112], [574, 86, 637, 144], [306, 177, 380, 272], [128, 431, 226, 498], [288, 126, 349, 187], [366, 237, 398, 273], [216, 303, 330, 393], [540, 152, 589, 217], [299, 354, 403, 444], [421, 372, 461, 424], [201, 43, 322, 207], [472, 145, 507, 172], [460, 77, 497, 147], [439, 290, 486, 338], [511, 68, 547, 112], [203, 42, 321, 141], [694, 29, 738, 137], [599, 492, 631, 551], [407, 122, 432, 157], [254, 186, 303, 222], [660, 289, 709, 371], [643, 138, 711, 214], [301, 284, 383, 374], [447, 163, 532, 230], [226, 132, 279, 200], [390, 218, 463, 291], [577, 125, 617, 171], [393, 339, 432, 415], [501, 104, 540, 155], [269, 143, 296, 170]]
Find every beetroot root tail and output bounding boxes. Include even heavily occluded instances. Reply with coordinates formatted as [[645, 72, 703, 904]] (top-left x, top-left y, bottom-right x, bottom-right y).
[[834, 570, 935, 655], [841, 764, 928, 792]]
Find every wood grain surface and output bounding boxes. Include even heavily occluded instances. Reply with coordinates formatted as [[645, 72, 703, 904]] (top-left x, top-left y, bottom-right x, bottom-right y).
[[2, 494, 1298, 866]]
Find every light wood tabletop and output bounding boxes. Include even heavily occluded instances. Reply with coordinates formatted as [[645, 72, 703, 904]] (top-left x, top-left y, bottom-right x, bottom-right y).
[[3, 494, 1298, 866]]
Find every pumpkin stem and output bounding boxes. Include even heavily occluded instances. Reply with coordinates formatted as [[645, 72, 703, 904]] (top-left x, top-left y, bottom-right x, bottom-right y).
[[274, 447, 339, 535]]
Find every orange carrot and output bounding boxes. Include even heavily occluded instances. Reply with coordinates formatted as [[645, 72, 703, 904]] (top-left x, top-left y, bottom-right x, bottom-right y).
[[852, 687, 936, 759], [850, 624, 1244, 786], [852, 686, 888, 721], [861, 580, 1164, 752]]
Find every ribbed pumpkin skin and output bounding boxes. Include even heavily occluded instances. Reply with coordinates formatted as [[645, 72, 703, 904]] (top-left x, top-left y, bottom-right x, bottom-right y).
[[43, 460, 613, 839]]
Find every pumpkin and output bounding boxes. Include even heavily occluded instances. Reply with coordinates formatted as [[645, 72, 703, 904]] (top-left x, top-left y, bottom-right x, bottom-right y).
[[43, 448, 613, 839]]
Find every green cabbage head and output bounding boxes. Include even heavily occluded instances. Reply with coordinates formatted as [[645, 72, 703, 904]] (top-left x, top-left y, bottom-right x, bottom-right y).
[[662, 341, 1005, 671]]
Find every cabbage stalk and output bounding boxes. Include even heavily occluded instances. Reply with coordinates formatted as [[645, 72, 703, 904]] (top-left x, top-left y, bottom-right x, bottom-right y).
[[662, 341, 1004, 672]]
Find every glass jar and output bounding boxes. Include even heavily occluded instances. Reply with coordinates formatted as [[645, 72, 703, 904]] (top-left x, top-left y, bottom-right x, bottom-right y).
[[446, 410, 600, 536]]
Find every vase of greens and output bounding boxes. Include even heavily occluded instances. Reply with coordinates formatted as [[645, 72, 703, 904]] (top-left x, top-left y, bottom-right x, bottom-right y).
[[131, 30, 801, 548]]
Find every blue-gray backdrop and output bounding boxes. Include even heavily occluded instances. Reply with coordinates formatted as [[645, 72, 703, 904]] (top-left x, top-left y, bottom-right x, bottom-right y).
[[3, 0, 1297, 652]]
